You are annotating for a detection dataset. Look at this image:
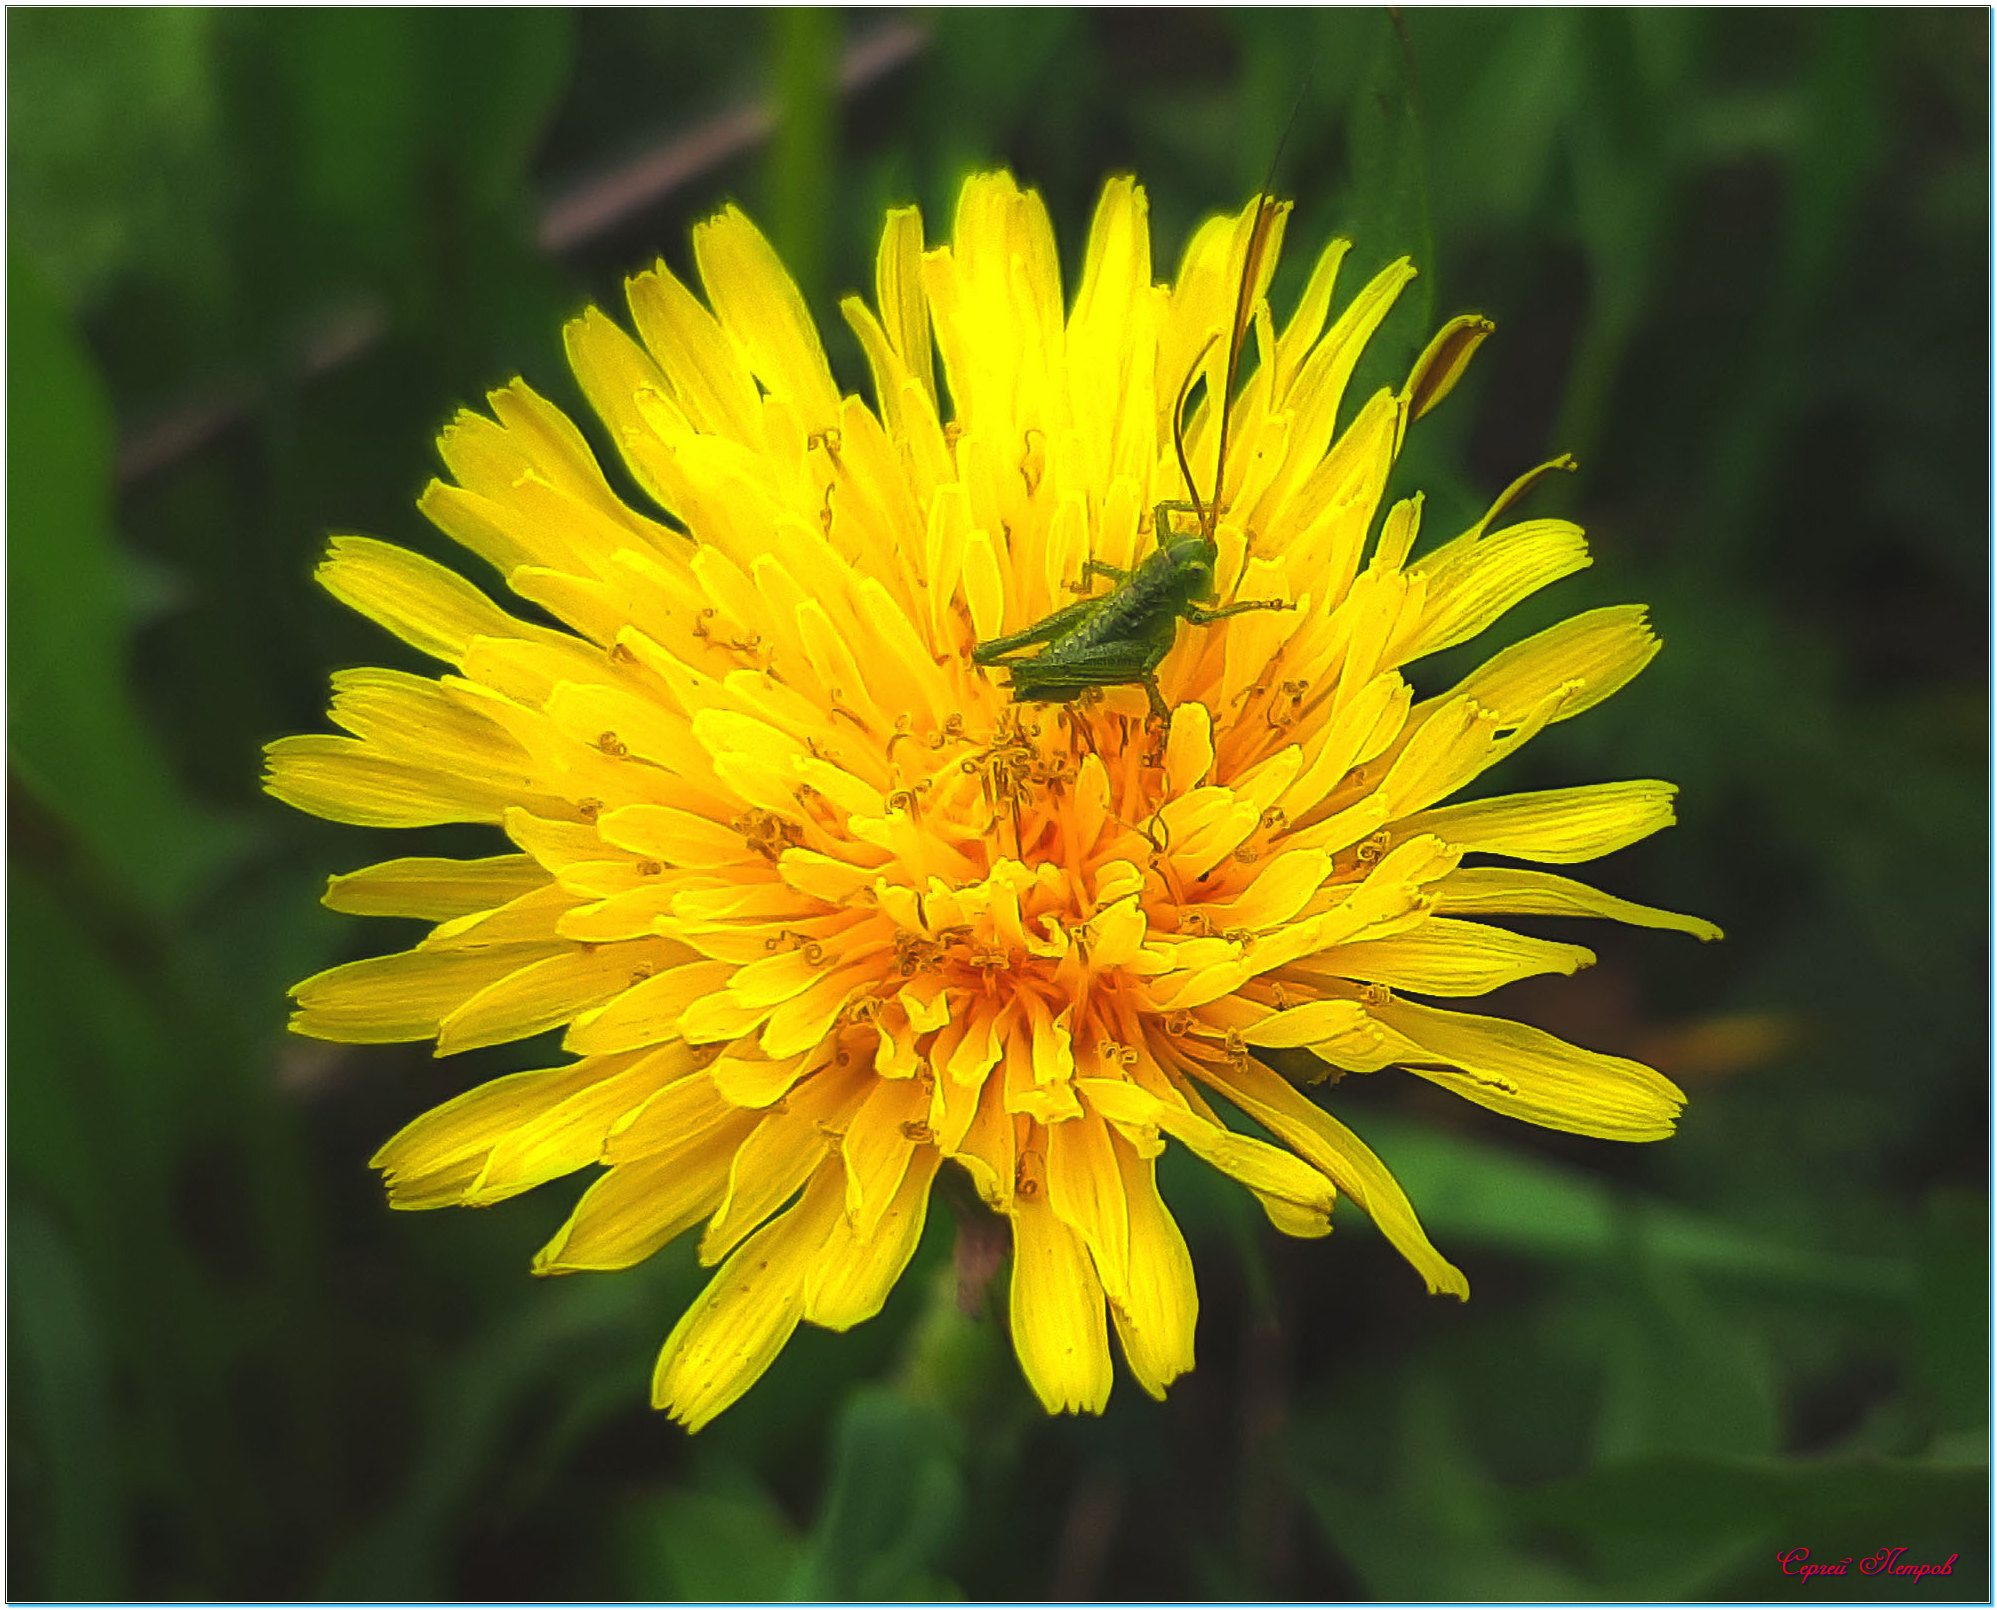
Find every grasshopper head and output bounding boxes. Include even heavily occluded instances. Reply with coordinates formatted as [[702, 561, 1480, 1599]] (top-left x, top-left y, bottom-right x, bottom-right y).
[[1163, 532, 1221, 606]]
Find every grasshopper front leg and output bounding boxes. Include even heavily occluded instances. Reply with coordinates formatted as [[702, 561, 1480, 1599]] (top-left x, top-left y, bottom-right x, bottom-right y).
[[1186, 597, 1293, 625], [1066, 558, 1132, 595], [1152, 498, 1203, 547]]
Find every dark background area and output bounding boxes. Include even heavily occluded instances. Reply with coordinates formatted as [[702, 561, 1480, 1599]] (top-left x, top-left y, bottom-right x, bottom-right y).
[[8, 7, 1988, 1601]]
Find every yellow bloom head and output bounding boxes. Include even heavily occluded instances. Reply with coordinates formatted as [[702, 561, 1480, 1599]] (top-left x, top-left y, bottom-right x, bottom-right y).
[[267, 171, 1718, 1430]]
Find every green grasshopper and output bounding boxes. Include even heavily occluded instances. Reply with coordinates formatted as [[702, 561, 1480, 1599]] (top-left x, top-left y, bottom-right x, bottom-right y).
[[973, 194, 1292, 723]]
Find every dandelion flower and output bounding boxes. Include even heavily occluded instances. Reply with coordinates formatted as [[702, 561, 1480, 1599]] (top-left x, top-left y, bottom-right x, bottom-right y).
[[268, 172, 1719, 1429]]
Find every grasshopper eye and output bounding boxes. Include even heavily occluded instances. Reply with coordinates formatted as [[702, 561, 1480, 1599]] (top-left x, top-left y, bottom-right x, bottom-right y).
[[1188, 560, 1215, 596]]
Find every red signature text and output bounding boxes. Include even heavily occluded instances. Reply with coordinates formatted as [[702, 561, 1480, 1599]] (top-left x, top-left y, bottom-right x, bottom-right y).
[[1778, 1546, 1960, 1582]]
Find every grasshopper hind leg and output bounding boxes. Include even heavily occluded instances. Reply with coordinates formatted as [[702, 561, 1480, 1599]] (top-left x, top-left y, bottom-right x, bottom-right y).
[[1014, 673, 1170, 723], [971, 596, 1101, 664], [1004, 638, 1175, 724]]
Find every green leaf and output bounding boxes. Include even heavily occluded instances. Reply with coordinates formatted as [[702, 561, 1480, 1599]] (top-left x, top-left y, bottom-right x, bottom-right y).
[[1341, 10, 1435, 406], [7, 257, 242, 912], [792, 1388, 965, 1600], [1544, 12, 1694, 469], [1688, 10, 1886, 568], [1513, 1450, 1988, 1599], [765, 7, 840, 312], [1914, 1189, 1989, 1436], [9, 1201, 124, 1600], [1415, 9, 1576, 233], [1305, 1369, 1593, 1600], [416, 9, 574, 215], [1591, 1247, 1779, 1464], [1331, 1106, 1913, 1305], [7, 8, 223, 308], [625, 1477, 805, 1601], [269, 8, 573, 241], [320, 1272, 664, 1598], [269, 10, 427, 259]]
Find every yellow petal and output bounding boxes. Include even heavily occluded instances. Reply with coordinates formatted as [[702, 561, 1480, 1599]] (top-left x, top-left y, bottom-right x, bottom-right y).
[[1152, 1100, 1336, 1214], [1201, 847, 1332, 932], [625, 259, 762, 442], [1278, 669, 1411, 823], [1432, 866, 1722, 942], [1106, 1137, 1196, 1399], [807, 1147, 941, 1330], [534, 1125, 746, 1273], [694, 204, 842, 432], [946, 1007, 1006, 1090], [1240, 997, 1371, 1050], [263, 735, 518, 828], [330, 668, 536, 765], [317, 536, 535, 662], [899, 983, 953, 1034], [597, 803, 756, 869], [561, 304, 689, 516], [1308, 833, 1463, 951], [652, 1164, 844, 1431], [464, 1045, 689, 1204], [1324, 916, 1595, 996], [840, 1076, 927, 1239], [953, 1070, 1016, 1211], [485, 379, 672, 545], [564, 959, 735, 1056], [557, 885, 682, 944], [1256, 1193, 1335, 1239], [1044, 1108, 1130, 1300], [1164, 700, 1215, 796], [544, 681, 703, 777], [1077, 1077, 1332, 1216], [960, 527, 1005, 641], [1272, 234, 1349, 388], [699, 1063, 864, 1263], [1009, 1174, 1113, 1416], [1254, 258, 1416, 524], [1193, 1058, 1468, 1299], [1370, 681, 1572, 827], [875, 204, 935, 409], [1371, 997, 1686, 1142], [506, 807, 607, 871], [290, 942, 562, 1042], [1393, 517, 1591, 662], [758, 960, 875, 1059], [600, 1067, 751, 1166], [437, 945, 655, 1055], [1002, 1012, 1082, 1125], [707, 1048, 812, 1110], [324, 855, 548, 920], [1436, 604, 1659, 728], [1399, 780, 1678, 864], [422, 880, 578, 951], [1088, 895, 1149, 970], [372, 1057, 622, 1207]]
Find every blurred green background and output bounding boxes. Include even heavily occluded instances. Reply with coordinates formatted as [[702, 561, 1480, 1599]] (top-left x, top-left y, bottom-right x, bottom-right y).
[[8, 7, 1988, 1601]]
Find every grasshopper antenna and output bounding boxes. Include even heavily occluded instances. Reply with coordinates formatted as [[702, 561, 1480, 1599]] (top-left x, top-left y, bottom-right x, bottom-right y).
[[1173, 333, 1221, 531], [1203, 62, 1319, 544]]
